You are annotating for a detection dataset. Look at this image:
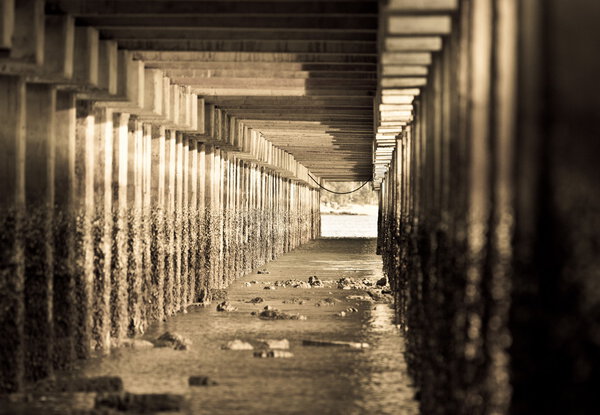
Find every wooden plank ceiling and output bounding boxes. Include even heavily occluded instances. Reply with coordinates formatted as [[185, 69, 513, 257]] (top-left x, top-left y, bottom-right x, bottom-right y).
[[47, 0, 379, 181], [47, 0, 459, 183]]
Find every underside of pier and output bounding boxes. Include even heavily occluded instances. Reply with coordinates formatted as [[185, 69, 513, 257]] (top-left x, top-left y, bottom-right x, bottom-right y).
[[1, 0, 599, 414]]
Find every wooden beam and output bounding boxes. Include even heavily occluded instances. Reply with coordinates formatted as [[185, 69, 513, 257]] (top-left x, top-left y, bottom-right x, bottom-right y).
[[49, 1, 378, 15], [387, 16, 452, 35]]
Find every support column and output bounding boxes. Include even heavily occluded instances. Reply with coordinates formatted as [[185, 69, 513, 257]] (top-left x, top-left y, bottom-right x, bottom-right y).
[[0, 76, 26, 392], [127, 118, 143, 335], [164, 130, 176, 316], [150, 125, 166, 322], [141, 123, 152, 328], [173, 132, 184, 311], [196, 143, 206, 302], [188, 139, 198, 305], [111, 112, 129, 340], [53, 91, 76, 367], [24, 83, 56, 381], [92, 106, 113, 353]]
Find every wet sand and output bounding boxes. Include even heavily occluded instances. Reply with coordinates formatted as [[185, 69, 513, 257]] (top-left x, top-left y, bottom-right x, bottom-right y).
[[1, 239, 419, 415]]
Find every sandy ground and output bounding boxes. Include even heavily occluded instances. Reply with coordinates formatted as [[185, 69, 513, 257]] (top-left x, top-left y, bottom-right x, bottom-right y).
[[0, 239, 419, 415]]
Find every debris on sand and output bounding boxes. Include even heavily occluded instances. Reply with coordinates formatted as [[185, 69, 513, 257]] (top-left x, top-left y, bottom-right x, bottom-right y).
[[308, 275, 323, 287], [95, 392, 185, 412], [221, 339, 254, 350], [346, 307, 359, 313], [315, 297, 338, 307], [282, 297, 308, 305], [257, 269, 270, 274], [337, 277, 355, 289], [336, 311, 347, 317], [254, 350, 294, 358], [112, 338, 155, 350], [189, 376, 218, 386], [246, 297, 265, 304], [346, 295, 373, 302], [258, 309, 307, 320], [366, 289, 394, 303], [216, 301, 238, 312], [154, 332, 192, 351], [258, 339, 290, 350], [302, 339, 369, 349]]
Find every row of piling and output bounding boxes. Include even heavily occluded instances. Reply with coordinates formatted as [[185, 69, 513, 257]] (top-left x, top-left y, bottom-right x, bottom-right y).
[[378, 1, 600, 414], [378, 1, 516, 414], [0, 75, 321, 392]]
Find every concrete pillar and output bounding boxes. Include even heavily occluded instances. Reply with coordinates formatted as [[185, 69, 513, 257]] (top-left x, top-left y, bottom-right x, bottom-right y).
[[111, 112, 130, 340], [0, 75, 26, 392], [92, 106, 113, 353], [126, 117, 143, 335], [150, 125, 166, 321], [188, 138, 198, 305], [141, 123, 152, 327], [173, 132, 183, 308], [164, 129, 176, 316], [24, 83, 56, 381], [53, 91, 76, 366], [196, 143, 206, 302], [179, 134, 189, 310]]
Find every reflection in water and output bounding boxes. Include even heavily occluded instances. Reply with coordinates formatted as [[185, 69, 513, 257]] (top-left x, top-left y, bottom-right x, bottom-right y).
[[350, 304, 419, 415], [0, 239, 419, 415]]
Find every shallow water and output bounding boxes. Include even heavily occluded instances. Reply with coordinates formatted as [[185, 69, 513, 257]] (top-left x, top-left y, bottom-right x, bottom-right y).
[[320, 214, 378, 238], [2, 239, 418, 415]]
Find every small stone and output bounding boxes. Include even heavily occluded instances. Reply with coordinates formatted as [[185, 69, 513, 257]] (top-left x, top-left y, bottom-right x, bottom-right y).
[[346, 295, 372, 302], [346, 307, 359, 313], [250, 311, 257, 316], [216, 301, 238, 312], [189, 376, 217, 386], [95, 392, 184, 412], [308, 276, 322, 287], [282, 297, 309, 305], [222, 339, 253, 350], [259, 339, 290, 350], [302, 339, 369, 349], [155, 332, 192, 351], [247, 297, 264, 304], [243, 282, 252, 287], [376, 277, 388, 287], [253, 350, 294, 358], [315, 297, 337, 307], [264, 286, 275, 290], [263, 305, 274, 310], [258, 309, 307, 321], [257, 269, 270, 274], [336, 311, 347, 317]]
